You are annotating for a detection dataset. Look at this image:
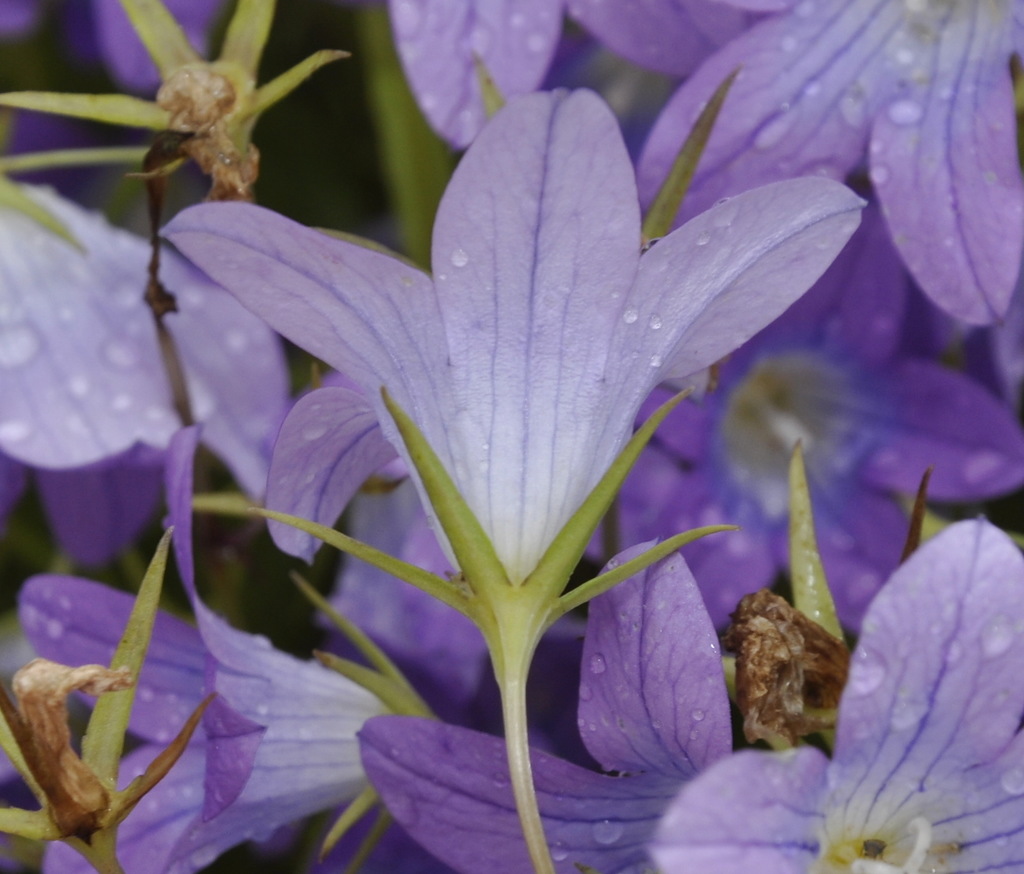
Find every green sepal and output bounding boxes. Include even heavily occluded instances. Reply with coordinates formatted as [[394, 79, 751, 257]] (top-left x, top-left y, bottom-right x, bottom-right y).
[[64, 826, 125, 874], [220, 0, 276, 74], [291, 572, 411, 689], [115, 694, 213, 817], [473, 53, 505, 118], [0, 146, 148, 176], [82, 529, 172, 783], [0, 92, 168, 130], [641, 67, 738, 244], [246, 50, 350, 121], [319, 785, 380, 860], [558, 524, 735, 614], [0, 175, 79, 249], [0, 807, 56, 842], [526, 390, 690, 601], [787, 444, 842, 639], [381, 389, 509, 594], [314, 651, 432, 718], [356, 7, 453, 267], [115, 0, 200, 78], [253, 507, 470, 616]]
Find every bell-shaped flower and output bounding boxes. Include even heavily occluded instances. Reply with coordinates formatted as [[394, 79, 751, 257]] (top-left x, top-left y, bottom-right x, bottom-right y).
[[165, 87, 864, 588], [638, 0, 1024, 324], [652, 518, 1024, 873]]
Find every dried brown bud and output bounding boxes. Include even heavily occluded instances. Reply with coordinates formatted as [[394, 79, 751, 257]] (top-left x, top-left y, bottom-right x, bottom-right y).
[[10, 659, 132, 839], [723, 589, 849, 746]]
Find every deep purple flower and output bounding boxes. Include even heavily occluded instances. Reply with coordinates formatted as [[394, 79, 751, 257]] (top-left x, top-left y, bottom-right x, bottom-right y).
[[166, 88, 863, 585], [359, 544, 729, 874], [385, 0, 747, 146], [638, 0, 1024, 324], [614, 205, 1024, 627], [652, 518, 1024, 874], [0, 185, 287, 563]]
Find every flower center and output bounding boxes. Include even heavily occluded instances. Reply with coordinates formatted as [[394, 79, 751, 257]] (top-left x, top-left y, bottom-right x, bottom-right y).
[[850, 818, 931, 874], [814, 817, 958, 874], [720, 352, 857, 520]]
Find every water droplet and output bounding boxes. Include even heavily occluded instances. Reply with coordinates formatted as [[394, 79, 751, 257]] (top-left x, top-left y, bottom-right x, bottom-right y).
[[138, 685, 155, 702], [848, 650, 886, 696], [1002, 767, 1024, 795], [526, 32, 546, 53], [104, 339, 139, 369], [302, 422, 329, 441], [648, 314, 662, 330], [589, 653, 607, 674], [469, 26, 491, 54], [592, 820, 623, 845], [579, 682, 592, 701], [0, 324, 40, 368], [492, 772, 508, 788], [964, 451, 1002, 486], [622, 308, 639, 324], [695, 230, 711, 246], [754, 112, 794, 150], [887, 99, 923, 126], [551, 844, 569, 861], [890, 696, 927, 730], [0, 420, 31, 443], [46, 618, 63, 639], [691, 708, 705, 722], [224, 328, 249, 353], [67, 375, 89, 397], [111, 393, 133, 412], [869, 165, 890, 186], [649, 353, 663, 368], [450, 248, 469, 267], [983, 615, 1015, 658]]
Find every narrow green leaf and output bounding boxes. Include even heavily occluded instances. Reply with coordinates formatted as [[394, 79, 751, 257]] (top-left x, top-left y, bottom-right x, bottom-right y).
[[253, 507, 469, 616], [339, 807, 391, 874], [82, 529, 173, 783], [473, 53, 505, 118], [558, 524, 735, 614], [115, 694, 212, 818], [291, 572, 410, 689], [192, 491, 255, 517], [320, 786, 380, 860], [0, 808, 57, 841], [0, 146, 147, 175], [314, 652, 431, 718], [0, 92, 168, 129], [787, 444, 841, 639], [356, 6, 453, 267], [246, 50, 349, 120], [641, 68, 739, 243], [528, 390, 690, 601], [116, 0, 200, 77], [0, 176, 79, 249], [219, 0, 276, 73], [381, 389, 509, 594]]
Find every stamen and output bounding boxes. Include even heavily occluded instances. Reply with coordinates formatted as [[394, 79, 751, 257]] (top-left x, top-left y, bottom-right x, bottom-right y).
[[850, 818, 932, 874]]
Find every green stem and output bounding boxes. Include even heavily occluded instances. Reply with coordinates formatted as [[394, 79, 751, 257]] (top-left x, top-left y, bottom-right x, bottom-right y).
[[0, 147, 148, 174], [487, 594, 555, 874]]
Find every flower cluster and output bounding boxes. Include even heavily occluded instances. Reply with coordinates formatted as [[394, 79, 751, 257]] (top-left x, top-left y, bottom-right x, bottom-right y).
[[0, 1, 1021, 873]]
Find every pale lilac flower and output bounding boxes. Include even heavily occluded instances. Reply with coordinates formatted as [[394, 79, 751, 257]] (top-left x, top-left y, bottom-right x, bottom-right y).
[[0, 185, 287, 562], [166, 88, 863, 584], [652, 518, 1024, 874], [638, 0, 1024, 324], [359, 544, 729, 874], [614, 205, 1024, 627]]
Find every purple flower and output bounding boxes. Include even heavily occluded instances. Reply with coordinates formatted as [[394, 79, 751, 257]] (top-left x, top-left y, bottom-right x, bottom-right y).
[[651, 518, 1024, 874], [638, 0, 1024, 324], [15, 428, 385, 874], [360, 544, 729, 874], [165, 88, 863, 585], [614, 205, 1024, 627], [0, 185, 287, 563], [385, 0, 746, 146]]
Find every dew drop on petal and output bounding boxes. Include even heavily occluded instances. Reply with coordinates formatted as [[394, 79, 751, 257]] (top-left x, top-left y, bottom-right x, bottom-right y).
[[302, 422, 329, 441], [622, 308, 639, 324], [579, 682, 592, 701], [450, 248, 469, 267], [889, 697, 927, 731], [848, 650, 886, 696], [0, 420, 31, 443], [691, 708, 705, 722], [1001, 767, 1024, 795], [869, 165, 890, 186], [46, 618, 64, 639], [982, 615, 1015, 658], [0, 324, 40, 368], [754, 112, 794, 150], [887, 99, 923, 126], [592, 820, 623, 845], [649, 353, 663, 368], [551, 844, 569, 862], [696, 230, 711, 246], [588, 653, 607, 675], [964, 450, 1002, 486], [526, 32, 546, 53], [648, 314, 662, 330]]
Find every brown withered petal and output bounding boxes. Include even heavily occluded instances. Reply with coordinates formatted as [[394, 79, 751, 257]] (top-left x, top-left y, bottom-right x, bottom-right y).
[[723, 589, 849, 746], [11, 659, 132, 839]]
